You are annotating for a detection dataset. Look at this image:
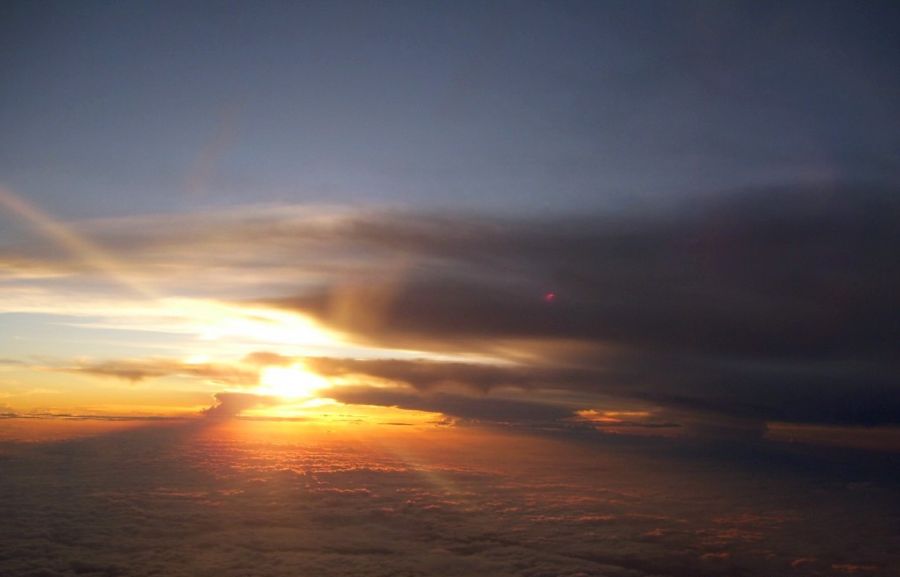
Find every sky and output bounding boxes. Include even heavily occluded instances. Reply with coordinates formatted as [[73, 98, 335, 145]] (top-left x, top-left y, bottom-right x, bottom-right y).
[[2, 1, 898, 219], [2, 0, 899, 440], [0, 2, 899, 574]]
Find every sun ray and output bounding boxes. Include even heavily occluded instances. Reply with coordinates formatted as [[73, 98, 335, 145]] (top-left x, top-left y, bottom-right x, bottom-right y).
[[0, 186, 155, 298]]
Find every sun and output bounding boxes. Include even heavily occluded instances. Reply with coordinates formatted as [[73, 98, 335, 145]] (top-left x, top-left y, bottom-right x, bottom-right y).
[[257, 364, 329, 399]]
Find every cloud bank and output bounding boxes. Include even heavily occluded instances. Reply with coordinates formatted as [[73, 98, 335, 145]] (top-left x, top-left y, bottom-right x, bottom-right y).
[[2, 184, 898, 435]]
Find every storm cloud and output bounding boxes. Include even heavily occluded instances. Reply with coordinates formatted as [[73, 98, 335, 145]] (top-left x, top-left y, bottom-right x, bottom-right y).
[[264, 185, 900, 428], [272, 185, 899, 357]]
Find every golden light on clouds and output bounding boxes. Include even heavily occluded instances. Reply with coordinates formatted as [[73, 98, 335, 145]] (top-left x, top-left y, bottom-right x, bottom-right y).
[[193, 301, 342, 348], [575, 409, 653, 423]]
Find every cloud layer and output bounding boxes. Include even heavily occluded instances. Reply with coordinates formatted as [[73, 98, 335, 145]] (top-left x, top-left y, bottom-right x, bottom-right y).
[[2, 184, 898, 434], [0, 419, 896, 577]]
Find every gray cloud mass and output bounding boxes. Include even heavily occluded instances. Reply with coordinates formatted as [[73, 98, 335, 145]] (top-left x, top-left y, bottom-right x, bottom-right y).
[[264, 185, 900, 428]]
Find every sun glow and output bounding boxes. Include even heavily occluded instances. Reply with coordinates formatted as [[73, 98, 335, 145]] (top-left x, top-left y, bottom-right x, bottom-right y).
[[257, 364, 329, 399]]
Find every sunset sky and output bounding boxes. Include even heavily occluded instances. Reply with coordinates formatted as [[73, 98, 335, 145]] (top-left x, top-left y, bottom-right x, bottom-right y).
[[1, 3, 899, 575], [2, 0, 899, 442]]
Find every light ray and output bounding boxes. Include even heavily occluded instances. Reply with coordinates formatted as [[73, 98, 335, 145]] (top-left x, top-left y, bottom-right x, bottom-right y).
[[0, 186, 155, 298]]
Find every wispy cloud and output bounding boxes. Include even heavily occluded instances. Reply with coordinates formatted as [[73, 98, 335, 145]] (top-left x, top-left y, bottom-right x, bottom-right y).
[[63, 357, 259, 385]]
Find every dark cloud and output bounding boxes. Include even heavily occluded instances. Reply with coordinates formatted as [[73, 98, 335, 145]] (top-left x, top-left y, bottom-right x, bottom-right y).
[[263, 185, 900, 428], [272, 185, 900, 359], [589, 350, 900, 427], [64, 358, 259, 385], [306, 356, 595, 393], [323, 385, 573, 425], [64, 346, 893, 430], [202, 392, 280, 419], [309, 354, 899, 428]]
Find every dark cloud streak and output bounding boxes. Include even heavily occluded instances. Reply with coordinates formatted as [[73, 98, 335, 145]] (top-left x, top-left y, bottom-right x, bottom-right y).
[[64, 358, 258, 386], [323, 385, 573, 425], [202, 392, 280, 419]]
